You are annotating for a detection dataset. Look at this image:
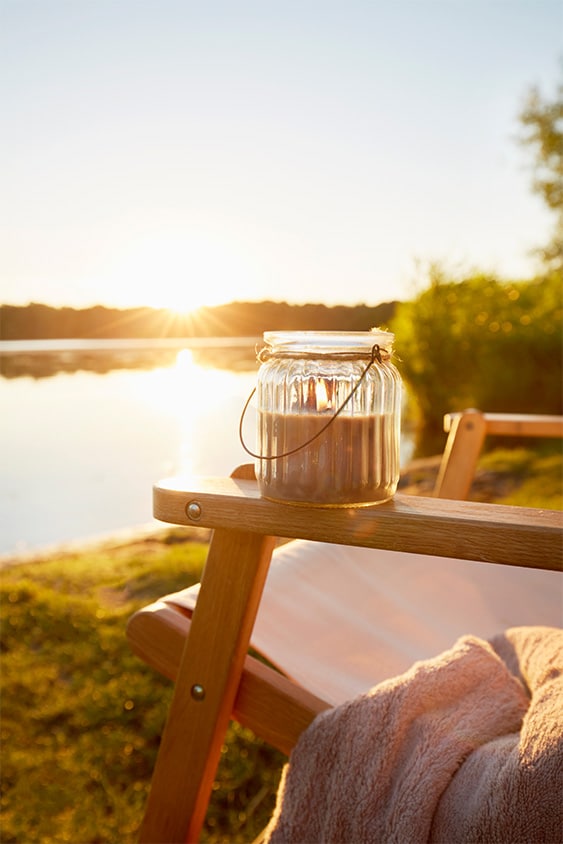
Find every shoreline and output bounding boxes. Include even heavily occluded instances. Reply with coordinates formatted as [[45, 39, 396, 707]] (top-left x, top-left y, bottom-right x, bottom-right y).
[[0, 521, 212, 570], [0, 458, 443, 570], [9, 448, 554, 568]]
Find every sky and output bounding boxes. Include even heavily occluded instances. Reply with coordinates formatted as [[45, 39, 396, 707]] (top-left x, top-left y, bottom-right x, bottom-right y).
[[1, 0, 562, 313]]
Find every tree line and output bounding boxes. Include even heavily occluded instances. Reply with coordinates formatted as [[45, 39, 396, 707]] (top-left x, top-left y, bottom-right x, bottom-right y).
[[0, 299, 398, 341]]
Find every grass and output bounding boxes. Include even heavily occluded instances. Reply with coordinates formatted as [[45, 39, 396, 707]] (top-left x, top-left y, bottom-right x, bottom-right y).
[[474, 443, 563, 510], [1, 444, 561, 843], [0, 533, 284, 843]]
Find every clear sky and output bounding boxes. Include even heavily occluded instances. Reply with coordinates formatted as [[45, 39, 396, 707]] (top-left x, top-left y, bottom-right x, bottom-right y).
[[1, 0, 561, 312]]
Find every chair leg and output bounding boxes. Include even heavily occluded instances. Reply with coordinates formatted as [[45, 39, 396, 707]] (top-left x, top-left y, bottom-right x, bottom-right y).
[[434, 409, 487, 500], [139, 527, 276, 844]]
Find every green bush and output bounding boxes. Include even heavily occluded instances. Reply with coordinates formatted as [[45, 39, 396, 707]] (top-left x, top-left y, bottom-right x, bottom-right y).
[[391, 268, 563, 454]]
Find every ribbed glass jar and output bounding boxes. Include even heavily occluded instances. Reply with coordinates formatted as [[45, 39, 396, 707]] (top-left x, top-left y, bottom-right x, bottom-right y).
[[255, 330, 402, 506]]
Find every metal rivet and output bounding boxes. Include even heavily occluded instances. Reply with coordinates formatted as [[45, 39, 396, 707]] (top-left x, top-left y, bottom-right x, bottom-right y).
[[186, 501, 202, 520], [191, 683, 206, 701]]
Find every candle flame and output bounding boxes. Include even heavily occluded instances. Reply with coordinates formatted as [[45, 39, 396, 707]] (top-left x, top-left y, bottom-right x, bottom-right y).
[[316, 379, 331, 412]]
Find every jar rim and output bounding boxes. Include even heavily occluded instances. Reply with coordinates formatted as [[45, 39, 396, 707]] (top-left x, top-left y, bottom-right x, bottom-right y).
[[263, 329, 394, 351]]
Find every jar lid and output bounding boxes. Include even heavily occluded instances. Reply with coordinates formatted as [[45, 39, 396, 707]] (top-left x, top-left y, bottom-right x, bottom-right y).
[[262, 329, 394, 354]]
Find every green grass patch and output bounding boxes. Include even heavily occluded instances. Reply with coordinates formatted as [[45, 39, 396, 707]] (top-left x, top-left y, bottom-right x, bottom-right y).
[[0, 533, 284, 843], [477, 445, 563, 510]]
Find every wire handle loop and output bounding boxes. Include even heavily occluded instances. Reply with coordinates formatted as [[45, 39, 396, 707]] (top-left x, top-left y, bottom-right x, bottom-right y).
[[239, 343, 383, 461]]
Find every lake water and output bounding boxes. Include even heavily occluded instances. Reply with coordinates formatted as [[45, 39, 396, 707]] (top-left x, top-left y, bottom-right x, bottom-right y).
[[0, 339, 413, 558]]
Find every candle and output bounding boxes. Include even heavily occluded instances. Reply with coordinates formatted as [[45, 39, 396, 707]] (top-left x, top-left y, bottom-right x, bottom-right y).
[[258, 410, 399, 506], [252, 330, 402, 506]]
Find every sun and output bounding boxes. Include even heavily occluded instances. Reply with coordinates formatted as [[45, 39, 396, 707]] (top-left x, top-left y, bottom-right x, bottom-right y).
[[106, 229, 256, 313]]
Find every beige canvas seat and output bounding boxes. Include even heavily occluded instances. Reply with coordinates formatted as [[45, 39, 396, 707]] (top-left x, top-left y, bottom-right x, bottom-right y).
[[140, 540, 562, 707], [126, 410, 563, 842]]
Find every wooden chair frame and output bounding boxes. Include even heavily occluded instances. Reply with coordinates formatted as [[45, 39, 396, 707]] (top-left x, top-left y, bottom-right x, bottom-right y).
[[129, 411, 563, 843], [434, 409, 563, 499]]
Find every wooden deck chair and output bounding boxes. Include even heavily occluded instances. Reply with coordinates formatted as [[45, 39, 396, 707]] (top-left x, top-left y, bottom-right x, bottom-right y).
[[434, 409, 563, 499], [126, 411, 563, 843]]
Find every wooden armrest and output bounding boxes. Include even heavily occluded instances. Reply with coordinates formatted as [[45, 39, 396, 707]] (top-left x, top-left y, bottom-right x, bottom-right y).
[[444, 411, 563, 438], [153, 473, 562, 572]]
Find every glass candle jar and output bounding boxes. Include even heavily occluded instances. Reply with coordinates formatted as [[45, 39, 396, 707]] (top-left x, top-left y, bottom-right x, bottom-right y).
[[253, 330, 402, 506]]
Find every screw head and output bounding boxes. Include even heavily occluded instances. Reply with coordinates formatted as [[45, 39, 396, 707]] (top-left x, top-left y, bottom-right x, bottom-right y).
[[186, 501, 202, 520], [191, 683, 206, 701]]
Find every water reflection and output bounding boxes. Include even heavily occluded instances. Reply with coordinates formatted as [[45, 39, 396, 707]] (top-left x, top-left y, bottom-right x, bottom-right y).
[[0, 338, 260, 379], [0, 339, 260, 557], [129, 348, 259, 477]]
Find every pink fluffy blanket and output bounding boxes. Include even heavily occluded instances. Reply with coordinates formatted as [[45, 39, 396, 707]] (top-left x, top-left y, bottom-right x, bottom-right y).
[[264, 626, 563, 843]]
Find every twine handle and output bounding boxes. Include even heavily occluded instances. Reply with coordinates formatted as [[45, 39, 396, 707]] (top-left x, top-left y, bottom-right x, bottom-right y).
[[239, 343, 383, 461]]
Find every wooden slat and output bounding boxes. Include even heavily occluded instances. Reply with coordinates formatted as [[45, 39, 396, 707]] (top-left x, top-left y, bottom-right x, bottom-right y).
[[444, 412, 563, 438], [126, 603, 329, 756], [154, 476, 563, 571]]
